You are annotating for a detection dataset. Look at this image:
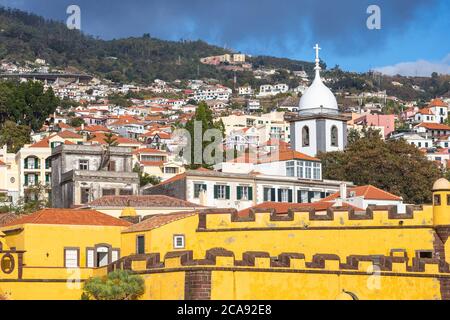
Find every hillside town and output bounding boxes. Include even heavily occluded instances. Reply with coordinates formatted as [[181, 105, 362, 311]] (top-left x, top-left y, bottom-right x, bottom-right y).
[[0, 47, 449, 211], [1, 40, 450, 301]]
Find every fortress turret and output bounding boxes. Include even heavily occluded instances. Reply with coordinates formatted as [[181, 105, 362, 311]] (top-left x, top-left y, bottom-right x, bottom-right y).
[[433, 178, 450, 226]]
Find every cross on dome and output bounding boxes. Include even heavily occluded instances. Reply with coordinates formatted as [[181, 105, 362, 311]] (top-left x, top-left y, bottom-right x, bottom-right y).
[[313, 43, 321, 71]]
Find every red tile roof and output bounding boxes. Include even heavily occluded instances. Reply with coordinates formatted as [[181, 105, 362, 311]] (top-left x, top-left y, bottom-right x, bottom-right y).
[[429, 99, 448, 107], [418, 108, 433, 115], [88, 195, 202, 208], [29, 135, 77, 148], [237, 201, 363, 217], [1, 209, 131, 227], [77, 125, 111, 133], [0, 213, 22, 227], [229, 148, 319, 164], [88, 133, 141, 146], [133, 148, 166, 155], [416, 123, 450, 130], [122, 211, 197, 233], [140, 161, 164, 166], [322, 185, 402, 201], [57, 130, 83, 139]]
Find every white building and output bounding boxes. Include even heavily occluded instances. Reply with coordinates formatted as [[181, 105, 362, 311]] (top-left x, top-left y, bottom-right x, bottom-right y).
[[289, 44, 348, 157], [257, 84, 289, 97], [247, 99, 261, 112], [238, 86, 254, 96], [191, 85, 232, 102]]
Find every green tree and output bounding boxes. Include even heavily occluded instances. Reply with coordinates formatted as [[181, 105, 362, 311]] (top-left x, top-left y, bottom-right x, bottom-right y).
[[0, 120, 32, 153], [103, 133, 119, 146], [133, 164, 162, 187], [82, 270, 145, 300], [69, 117, 85, 127], [0, 80, 59, 131], [184, 101, 224, 169], [318, 130, 441, 204]]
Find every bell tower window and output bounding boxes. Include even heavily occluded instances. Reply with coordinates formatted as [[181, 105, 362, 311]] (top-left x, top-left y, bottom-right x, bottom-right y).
[[331, 125, 338, 147], [302, 126, 310, 147]]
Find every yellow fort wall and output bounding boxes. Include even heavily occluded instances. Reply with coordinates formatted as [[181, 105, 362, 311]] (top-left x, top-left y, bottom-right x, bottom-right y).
[[2, 189, 450, 300]]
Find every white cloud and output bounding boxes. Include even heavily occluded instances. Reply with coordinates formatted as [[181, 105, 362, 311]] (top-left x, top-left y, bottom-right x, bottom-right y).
[[375, 55, 450, 77]]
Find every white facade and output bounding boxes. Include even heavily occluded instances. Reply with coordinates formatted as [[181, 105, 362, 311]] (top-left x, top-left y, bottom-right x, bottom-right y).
[[290, 44, 347, 157]]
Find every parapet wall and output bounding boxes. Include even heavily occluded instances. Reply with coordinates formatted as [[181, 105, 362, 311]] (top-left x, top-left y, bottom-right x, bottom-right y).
[[108, 247, 449, 300], [109, 247, 445, 276], [197, 206, 434, 231]]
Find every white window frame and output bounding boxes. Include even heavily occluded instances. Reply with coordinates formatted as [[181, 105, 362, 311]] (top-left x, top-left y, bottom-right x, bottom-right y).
[[173, 235, 185, 249], [64, 249, 79, 268], [305, 162, 312, 179], [240, 186, 250, 201], [280, 189, 289, 202], [79, 159, 89, 171], [216, 185, 227, 200]]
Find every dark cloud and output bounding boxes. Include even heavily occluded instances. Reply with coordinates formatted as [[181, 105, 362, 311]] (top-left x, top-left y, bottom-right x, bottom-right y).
[[0, 0, 436, 58]]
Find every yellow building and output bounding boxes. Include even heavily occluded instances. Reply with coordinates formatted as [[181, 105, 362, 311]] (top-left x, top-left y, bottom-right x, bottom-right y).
[[0, 208, 130, 300], [2, 179, 450, 300]]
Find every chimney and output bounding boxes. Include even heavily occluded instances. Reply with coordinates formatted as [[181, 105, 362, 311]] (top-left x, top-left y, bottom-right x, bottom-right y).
[[340, 183, 347, 201]]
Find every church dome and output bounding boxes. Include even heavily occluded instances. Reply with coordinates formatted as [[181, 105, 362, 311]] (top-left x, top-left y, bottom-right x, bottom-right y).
[[299, 44, 338, 115], [433, 178, 450, 191]]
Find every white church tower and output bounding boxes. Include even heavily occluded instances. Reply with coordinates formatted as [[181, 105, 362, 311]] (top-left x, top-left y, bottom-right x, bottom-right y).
[[290, 44, 349, 157]]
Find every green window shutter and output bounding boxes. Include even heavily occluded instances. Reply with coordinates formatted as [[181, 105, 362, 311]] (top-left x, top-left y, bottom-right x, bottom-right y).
[[278, 189, 282, 202], [35, 174, 39, 183], [271, 189, 276, 202], [25, 175, 28, 185], [237, 186, 242, 200], [288, 189, 293, 203], [34, 158, 38, 169], [24, 159, 28, 169], [213, 185, 218, 199], [248, 187, 253, 201], [226, 186, 230, 200]]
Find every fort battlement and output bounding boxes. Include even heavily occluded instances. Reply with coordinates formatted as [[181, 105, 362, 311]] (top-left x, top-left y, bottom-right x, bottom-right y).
[[108, 247, 447, 277], [197, 205, 434, 231]]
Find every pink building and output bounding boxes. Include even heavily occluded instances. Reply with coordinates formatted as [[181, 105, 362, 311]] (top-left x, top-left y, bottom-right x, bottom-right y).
[[354, 114, 396, 138]]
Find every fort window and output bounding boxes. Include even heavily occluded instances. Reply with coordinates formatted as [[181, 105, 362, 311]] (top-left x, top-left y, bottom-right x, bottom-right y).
[[434, 194, 442, 206], [173, 235, 185, 249], [96, 246, 109, 267], [136, 235, 145, 255], [447, 195, 450, 206], [64, 248, 79, 268], [112, 249, 120, 262], [418, 251, 433, 259]]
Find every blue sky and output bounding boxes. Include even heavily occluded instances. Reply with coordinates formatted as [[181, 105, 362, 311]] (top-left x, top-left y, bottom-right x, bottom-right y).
[[1, 0, 449, 75]]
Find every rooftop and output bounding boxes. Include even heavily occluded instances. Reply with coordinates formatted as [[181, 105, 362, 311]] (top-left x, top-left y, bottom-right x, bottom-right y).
[[87, 195, 203, 208], [122, 211, 197, 233], [322, 185, 402, 201], [1, 209, 131, 228]]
